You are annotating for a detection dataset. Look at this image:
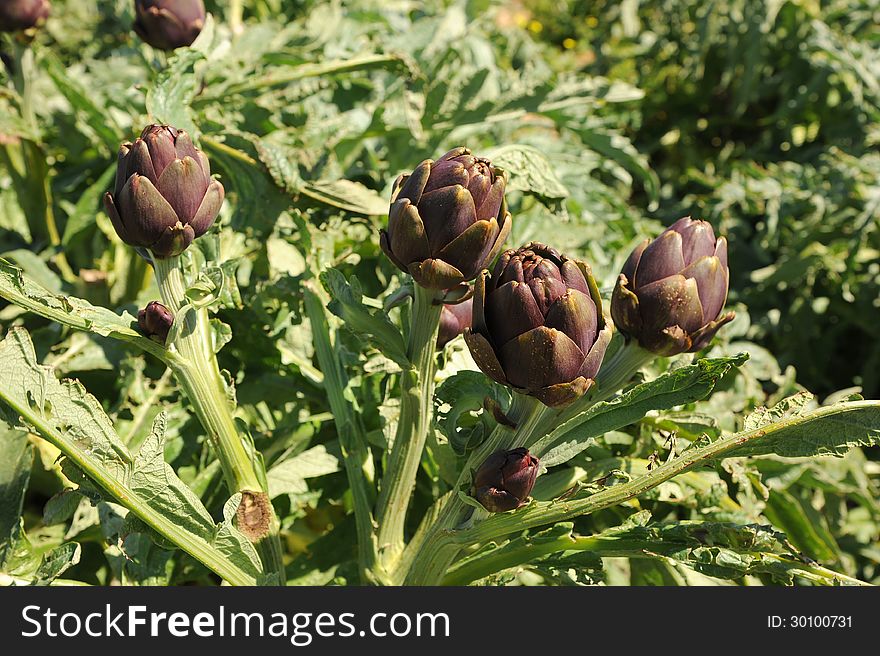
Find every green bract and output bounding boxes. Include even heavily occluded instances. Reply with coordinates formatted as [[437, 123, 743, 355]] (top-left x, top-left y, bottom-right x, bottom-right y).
[[611, 217, 734, 356], [465, 243, 613, 408], [103, 124, 224, 258], [133, 0, 205, 51], [380, 147, 511, 291]]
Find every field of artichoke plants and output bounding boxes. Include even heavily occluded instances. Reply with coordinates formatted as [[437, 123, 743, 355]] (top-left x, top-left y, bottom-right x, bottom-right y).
[[0, 0, 878, 588]]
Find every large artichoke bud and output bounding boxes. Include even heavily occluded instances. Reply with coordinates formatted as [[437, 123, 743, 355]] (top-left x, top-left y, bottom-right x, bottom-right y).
[[0, 0, 50, 32], [473, 448, 540, 513], [103, 124, 224, 258], [133, 0, 205, 51], [465, 243, 613, 408], [611, 217, 734, 355], [380, 147, 511, 291]]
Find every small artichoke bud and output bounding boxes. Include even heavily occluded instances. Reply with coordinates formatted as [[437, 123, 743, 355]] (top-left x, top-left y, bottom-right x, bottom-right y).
[[473, 448, 540, 513], [0, 0, 50, 32], [138, 301, 173, 342], [133, 0, 205, 51], [611, 217, 735, 356], [437, 298, 472, 349], [380, 147, 511, 291], [104, 124, 224, 258], [465, 243, 613, 408]]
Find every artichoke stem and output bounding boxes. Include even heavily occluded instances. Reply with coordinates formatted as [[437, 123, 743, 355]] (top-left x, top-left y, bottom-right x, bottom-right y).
[[592, 340, 655, 401], [152, 254, 286, 583], [405, 394, 549, 585], [375, 283, 443, 575]]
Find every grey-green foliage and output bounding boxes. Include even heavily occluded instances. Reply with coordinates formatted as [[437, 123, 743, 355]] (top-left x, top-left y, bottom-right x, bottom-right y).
[[0, 328, 261, 585]]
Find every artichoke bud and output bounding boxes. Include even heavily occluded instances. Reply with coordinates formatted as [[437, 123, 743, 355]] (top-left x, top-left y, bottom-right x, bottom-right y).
[[611, 217, 735, 356], [464, 243, 613, 408], [133, 0, 205, 50], [473, 448, 540, 513], [380, 147, 512, 291], [0, 0, 50, 33], [103, 124, 224, 259], [138, 301, 173, 342], [437, 298, 473, 349]]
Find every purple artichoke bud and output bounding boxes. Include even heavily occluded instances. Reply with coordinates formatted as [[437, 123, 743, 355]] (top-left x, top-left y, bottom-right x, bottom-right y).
[[0, 0, 50, 32], [473, 448, 539, 513], [437, 298, 473, 349], [380, 147, 511, 290], [138, 301, 173, 342], [103, 124, 224, 258], [133, 0, 205, 51], [611, 217, 735, 356], [465, 243, 613, 408]]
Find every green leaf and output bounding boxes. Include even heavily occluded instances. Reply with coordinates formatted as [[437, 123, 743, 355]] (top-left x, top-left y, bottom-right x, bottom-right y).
[[32, 543, 81, 586], [0, 258, 169, 362], [484, 144, 568, 201], [300, 179, 388, 216], [723, 400, 880, 459], [460, 400, 880, 548], [60, 164, 116, 246], [320, 268, 409, 368], [743, 391, 814, 431], [146, 49, 206, 136], [43, 54, 120, 153], [534, 355, 748, 467], [0, 426, 32, 567], [267, 444, 341, 498], [576, 129, 660, 208], [434, 371, 512, 456], [0, 328, 260, 586]]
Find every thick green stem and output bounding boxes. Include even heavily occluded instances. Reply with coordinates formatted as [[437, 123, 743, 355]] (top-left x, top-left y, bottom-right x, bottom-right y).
[[8, 41, 73, 278], [152, 255, 285, 583], [375, 284, 442, 571], [229, 0, 244, 35], [404, 394, 549, 585], [406, 343, 654, 585], [303, 285, 378, 583], [442, 534, 870, 586]]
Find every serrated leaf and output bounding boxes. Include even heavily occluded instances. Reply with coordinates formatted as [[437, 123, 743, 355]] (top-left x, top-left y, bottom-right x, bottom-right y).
[[0, 328, 260, 586], [534, 355, 748, 467], [267, 444, 341, 498], [31, 543, 81, 586], [0, 259, 168, 362], [484, 144, 568, 200], [146, 49, 206, 135], [723, 399, 880, 459], [743, 391, 814, 431], [320, 268, 409, 367]]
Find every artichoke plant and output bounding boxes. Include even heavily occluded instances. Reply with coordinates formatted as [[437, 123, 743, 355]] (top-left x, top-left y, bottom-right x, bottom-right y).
[[133, 0, 205, 51], [380, 147, 511, 291], [611, 217, 734, 356], [473, 448, 540, 513], [138, 301, 173, 342], [0, 0, 50, 32], [437, 298, 473, 348], [104, 124, 224, 258], [465, 243, 613, 407]]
